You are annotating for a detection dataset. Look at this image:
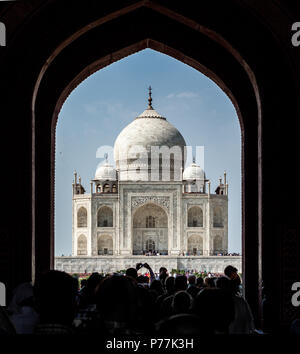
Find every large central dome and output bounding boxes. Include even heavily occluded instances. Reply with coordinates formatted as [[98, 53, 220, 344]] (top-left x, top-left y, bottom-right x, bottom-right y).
[[114, 88, 186, 181]]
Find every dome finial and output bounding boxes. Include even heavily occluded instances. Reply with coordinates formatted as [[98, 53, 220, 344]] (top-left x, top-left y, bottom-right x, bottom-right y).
[[147, 85, 153, 109]]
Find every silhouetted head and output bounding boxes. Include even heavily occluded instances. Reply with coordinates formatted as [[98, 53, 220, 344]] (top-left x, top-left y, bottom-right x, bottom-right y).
[[172, 291, 192, 314], [224, 265, 238, 279], [159, 267, 167, 274], [229, 274, 242, 295], [196, 277, 204, 288], [216, 276, 231, 290], [204, 276, 216, 288], [159, 272, 168, 287], [188, 275, 196, 285], [34, 270, 78, 325], [187, 284, 200, 298], [95, 275, 139, 324], [174, 275, 188, 291], [85, 272, 103, 303], [193, 288, 235, 333], [150, 280, 164, 296], [165, 276, 175, 295], [126, 268, 138, 280]]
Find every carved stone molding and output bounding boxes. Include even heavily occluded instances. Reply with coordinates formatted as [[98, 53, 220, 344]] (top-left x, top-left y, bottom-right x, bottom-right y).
[[131, 196, 170, 212]]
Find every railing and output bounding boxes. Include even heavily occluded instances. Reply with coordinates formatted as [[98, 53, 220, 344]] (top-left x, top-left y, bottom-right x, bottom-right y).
[[132, 250, 168, 256]]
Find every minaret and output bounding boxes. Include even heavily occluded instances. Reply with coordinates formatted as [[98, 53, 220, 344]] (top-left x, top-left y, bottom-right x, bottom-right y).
[[73, 171, 77, 195], [74, 170, 77, 184], [224, 171, 228, 195], [73, 171, 85, 195]]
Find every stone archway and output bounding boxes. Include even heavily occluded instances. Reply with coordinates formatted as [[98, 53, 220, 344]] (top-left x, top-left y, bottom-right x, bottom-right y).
[[2, 0, 299, 331], [97, 206, 113, 227], [77, 234, 87, 255], [133, 203, 168, 255], [213, 235, 223, 255], [97, 235, 113, 255], [77, 207, 87, 228], [188, 206, 203, 227], [187, 234, 203, 255]]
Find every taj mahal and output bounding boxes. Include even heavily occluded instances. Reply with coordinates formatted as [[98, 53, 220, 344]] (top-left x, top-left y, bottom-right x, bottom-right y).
[[55, 88, 241, 274]]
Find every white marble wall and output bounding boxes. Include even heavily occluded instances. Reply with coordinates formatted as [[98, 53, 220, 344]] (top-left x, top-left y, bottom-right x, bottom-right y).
[[55, 256, 242, 274], [72, 182, 229, 260]]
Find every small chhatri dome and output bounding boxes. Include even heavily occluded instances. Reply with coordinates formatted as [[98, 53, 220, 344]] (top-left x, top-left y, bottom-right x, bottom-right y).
[[183, 161, 205, 181], [95, 160, 116, 180]]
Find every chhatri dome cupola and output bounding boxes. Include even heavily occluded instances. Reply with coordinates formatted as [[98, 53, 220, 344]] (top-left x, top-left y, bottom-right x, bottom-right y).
[[183, 158, 206, 193], [183, 159, 205, 181], [95, 157, 117, 181], [114, 87, 186, 181], [93, 154, 118, 194]]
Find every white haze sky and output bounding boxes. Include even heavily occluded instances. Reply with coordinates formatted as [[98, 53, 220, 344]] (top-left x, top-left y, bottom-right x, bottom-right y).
[[55, 49, 241, 256]]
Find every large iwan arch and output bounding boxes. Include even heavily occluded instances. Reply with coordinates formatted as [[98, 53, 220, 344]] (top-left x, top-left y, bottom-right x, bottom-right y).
[[133, 203, 168, 255]]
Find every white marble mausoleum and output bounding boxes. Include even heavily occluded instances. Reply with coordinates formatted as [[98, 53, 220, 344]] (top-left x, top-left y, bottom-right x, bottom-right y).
[[55, 88, 242, 274]]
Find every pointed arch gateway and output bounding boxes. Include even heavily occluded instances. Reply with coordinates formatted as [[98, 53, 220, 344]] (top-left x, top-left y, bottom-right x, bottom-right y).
[[187, 234, 203, 255], [97, 234, 113, 255], [26, 0, 271, 328], [97, 206, 113, 227], [77, 207, 87, 228], [133, 203, 168, 255], [213, 235, 223, 255], [188, 206, 203, 227]]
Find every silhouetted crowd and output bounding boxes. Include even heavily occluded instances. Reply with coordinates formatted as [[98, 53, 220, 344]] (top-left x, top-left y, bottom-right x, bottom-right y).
[[0, 265, 258, 335]]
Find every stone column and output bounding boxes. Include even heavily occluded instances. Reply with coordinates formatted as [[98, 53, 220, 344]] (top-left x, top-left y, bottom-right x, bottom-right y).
[[115, 200, 120, 255], [205, 195, 211, 256], [88, 196, 92, 256]]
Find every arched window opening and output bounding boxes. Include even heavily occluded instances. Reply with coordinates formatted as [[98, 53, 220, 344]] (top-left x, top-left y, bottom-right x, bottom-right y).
[[213, 207, 223, 228], [187, 235, 203, 256], [96, 184, 101, 193], [103, 184, 110, 193], [77, 207, 87, 228], [77, 234, 87, 255], [97, 206, 113, 227], [97, 235, 113, 255], [146, 215, 156, 228], [213, 235, 223, 255], [146, 239, 155, 252], [112, 184, 117, 193], [188, 206, 203, 227]]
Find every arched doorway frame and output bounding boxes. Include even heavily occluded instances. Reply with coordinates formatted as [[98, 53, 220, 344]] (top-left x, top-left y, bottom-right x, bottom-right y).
[[132, 201, 169, 255], [30, 2, 263, 324]]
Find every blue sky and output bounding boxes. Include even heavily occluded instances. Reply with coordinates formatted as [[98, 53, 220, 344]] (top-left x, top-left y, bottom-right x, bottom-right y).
[[55, 49, 241, 256]]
